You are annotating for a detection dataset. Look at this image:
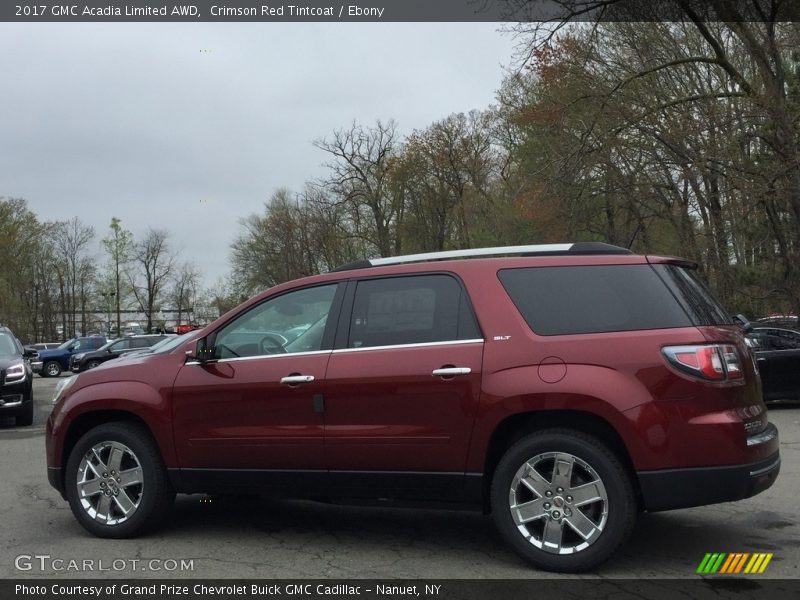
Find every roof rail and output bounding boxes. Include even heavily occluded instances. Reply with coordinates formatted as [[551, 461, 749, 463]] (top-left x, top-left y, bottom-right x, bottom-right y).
[[331, 242, 631, 272]]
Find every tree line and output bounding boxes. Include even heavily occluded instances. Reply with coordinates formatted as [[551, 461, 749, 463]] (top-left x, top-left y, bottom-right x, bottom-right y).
[[0, 201, 216, 343], [231, 16, 800, 319]]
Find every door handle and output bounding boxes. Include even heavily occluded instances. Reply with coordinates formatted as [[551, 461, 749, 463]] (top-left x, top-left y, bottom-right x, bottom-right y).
[[280, 374, 315, 385], [431, 367, 472, 377]]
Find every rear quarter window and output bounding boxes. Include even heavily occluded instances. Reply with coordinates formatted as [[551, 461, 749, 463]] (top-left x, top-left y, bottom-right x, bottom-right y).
[[498, 265, 693, 335], [653, 264, 732, 326]]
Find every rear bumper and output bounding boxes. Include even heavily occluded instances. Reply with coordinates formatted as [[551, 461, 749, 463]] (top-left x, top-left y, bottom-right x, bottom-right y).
[[638, 424, 780, 511]]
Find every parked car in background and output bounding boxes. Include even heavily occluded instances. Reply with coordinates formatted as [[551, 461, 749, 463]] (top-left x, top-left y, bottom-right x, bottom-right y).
[[22, 342, 61, 365], [46, 243, 779, 572], [32, 336, 107, 377], [70, 335, 171, 373], [747, 327, 800, 403], [25, 342, 62, 353], [0, 326, 33, 426], [174, 324, 200, 335], [121, 323, 145, 337], [114, 333, 191, 362], [755, 315, 799, 330]]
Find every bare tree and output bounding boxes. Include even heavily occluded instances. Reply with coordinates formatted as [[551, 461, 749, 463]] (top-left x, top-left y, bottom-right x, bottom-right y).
[[101, 217, 133, 335], [52, 217, 95, 337], [128, 229, 175, 332], [314, 120, 404, 257], [170, 262, 201, 326]]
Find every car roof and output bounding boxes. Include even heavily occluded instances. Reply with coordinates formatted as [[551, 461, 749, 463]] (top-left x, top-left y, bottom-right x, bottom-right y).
[[195, 246, 695, 340], [751, 327, 800, 335]]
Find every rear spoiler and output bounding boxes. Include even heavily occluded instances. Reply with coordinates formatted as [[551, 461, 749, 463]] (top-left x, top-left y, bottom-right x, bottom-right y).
[[645, 255, 698, 269]]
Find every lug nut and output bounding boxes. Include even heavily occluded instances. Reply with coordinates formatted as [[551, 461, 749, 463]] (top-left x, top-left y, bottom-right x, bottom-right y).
[[113, 490, 119, 496], [545, 490, 553, 497], [104, 490, 111, 496], [100, 482, 106, 487], [565, 508, 572, 516], [102, 472, 108, 478], [543, 502, 551, 509], [566, 495, 573, 503], [552, 511, 561, 519], [556, 487, 564, 493], [116, 477, 121, 483], [111, 470, 116, 475]]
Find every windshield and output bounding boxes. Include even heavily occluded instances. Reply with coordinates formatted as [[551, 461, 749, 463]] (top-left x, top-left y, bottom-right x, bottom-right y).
[[0, 333, 19, 357], [98, 339, 121, 352], [57, 338, 76, 350], [150, 333, 193, 355]]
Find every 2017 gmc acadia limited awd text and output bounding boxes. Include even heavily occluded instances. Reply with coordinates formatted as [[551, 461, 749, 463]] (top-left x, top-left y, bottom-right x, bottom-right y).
[[46, 243, 780, 572]]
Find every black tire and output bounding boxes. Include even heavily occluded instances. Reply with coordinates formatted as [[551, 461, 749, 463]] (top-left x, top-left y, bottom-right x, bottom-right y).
[[86, 360, 101, 370], [65, 422, 175, 538], [16, 393, 34, 427], [43, 361, 61, 377], [490, 428, 637, 572]]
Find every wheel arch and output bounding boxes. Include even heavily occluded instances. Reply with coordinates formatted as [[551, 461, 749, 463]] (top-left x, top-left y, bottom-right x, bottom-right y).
[[57, 410, 153, 494], [481, 410, 641, 511]]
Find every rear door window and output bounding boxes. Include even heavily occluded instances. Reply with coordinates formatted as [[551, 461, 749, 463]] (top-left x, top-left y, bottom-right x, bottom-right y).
[[111, 339, 132, 351], [498, 265, 693, 335], [347, 275, 480, 348]]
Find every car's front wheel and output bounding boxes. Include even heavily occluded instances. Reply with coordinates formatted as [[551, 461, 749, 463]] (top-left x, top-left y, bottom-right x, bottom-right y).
[[86, 360, 100, 370], [491, 429, 637, 572], [43, 361, 61, 377], [65, 422, 175, 538], [16, 393, 34, 427]]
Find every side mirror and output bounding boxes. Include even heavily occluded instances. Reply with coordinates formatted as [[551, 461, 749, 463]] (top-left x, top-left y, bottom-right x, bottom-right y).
[[186, 338, 213, 363], [23, 348, 37, 359], [734, 313, 753, 333]]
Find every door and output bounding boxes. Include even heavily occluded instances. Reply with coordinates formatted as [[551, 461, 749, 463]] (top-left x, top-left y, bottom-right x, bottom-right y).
[[323, 274, 484, 497], [172, 283, 342, 488], [756, 328, 800, 402]]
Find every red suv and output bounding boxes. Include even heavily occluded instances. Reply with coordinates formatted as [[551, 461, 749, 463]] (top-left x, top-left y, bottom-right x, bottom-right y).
[[46, 243, 779, 572]]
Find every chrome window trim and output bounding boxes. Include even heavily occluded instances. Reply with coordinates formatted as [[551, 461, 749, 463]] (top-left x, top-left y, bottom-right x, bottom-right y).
[[334, 338, 484, 354], [184, 338, 485, 365], [186, 349, 332, 365]]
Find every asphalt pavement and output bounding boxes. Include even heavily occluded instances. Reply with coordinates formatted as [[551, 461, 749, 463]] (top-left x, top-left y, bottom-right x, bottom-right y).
[[1, 375, 798, 579]]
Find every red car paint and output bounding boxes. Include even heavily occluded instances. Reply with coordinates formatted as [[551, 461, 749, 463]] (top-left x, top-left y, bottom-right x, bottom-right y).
[[47, 251, 779, 513]]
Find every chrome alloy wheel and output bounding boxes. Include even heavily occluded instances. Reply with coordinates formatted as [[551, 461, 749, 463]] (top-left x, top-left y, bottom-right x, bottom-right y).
[[45, 362, 61, 376], [509, 452, 608, 554], [76, 441, 144, 525]]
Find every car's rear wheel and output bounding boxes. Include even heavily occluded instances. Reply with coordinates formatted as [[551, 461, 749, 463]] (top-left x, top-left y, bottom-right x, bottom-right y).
[[490, 429, 637, 572], [86, 360, 100, 369], [65, 422, 175, 538], [43, 361, 61, 377]]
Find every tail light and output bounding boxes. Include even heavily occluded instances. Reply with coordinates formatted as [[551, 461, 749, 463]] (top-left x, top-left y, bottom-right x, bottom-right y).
[[662, 344, 744, 382]]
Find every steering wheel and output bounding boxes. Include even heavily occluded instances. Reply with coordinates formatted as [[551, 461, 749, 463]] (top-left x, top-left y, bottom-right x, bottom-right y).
[[260, 334, 287, 355]]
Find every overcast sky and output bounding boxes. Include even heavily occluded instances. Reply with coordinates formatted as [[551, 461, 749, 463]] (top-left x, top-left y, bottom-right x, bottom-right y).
[[1, 23, 516, 287]]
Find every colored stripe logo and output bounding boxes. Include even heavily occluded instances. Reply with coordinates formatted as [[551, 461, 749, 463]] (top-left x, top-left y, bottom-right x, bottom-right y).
[[697, 553, 773, 574]]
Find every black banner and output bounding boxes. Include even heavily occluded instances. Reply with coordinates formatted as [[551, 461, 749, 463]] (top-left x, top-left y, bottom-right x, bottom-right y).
[[2, 0, 800, 23], [5, 579, 800, 600]]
